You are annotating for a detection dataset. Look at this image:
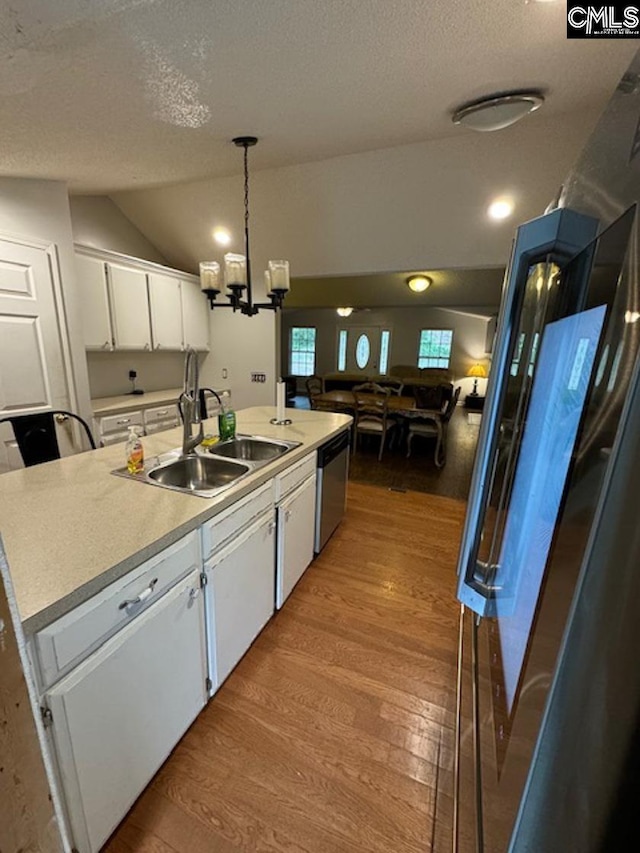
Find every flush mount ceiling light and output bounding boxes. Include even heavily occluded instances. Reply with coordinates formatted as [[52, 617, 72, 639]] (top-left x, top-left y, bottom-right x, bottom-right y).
[[336, 307, 354, 317], [452, 91, 544, 132], [407, 275, 432, 293], [200, 137, 290, 315]]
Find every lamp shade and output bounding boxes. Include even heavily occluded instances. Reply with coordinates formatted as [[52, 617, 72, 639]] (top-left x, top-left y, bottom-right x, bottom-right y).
[[467, 363, 488, 379]]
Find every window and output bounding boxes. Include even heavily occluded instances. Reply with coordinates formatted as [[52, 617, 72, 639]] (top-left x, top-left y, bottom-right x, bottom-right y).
[[379, 330, 391, 375], [355, 333, 370, 369], [289, 327, 316, 376], [418, 329, 453, 369], [337, 329, 347, 371]]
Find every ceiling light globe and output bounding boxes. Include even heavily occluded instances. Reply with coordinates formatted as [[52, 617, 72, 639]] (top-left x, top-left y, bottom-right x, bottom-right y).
[[452, 92, 544, 132], [407, 276, 432, 293], [336, 307, 353, 317], [488, 199, 514, 221]]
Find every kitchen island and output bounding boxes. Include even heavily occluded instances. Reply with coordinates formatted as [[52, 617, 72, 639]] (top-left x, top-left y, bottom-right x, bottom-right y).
[[0, 405, 351, 853]]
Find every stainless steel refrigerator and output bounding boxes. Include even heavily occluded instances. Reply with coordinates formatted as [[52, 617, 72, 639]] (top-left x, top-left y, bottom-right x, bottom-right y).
[[453, 52, 640, 853]]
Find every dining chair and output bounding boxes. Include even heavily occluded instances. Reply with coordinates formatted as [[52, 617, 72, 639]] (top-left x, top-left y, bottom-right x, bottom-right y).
[[305, 376, 324, 409], [374, 376, 404, 395], [0, 410, 96, 468], [406, 386, 461, 466], [352, 382, 397, 461]]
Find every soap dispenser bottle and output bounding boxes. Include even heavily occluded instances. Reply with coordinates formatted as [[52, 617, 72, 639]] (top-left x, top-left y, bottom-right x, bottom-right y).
[[218, 398, 236, 442], [125, 426, 144, 474]]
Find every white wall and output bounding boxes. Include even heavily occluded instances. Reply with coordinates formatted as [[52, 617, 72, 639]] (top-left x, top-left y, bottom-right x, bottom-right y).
[[0, 178, 92, 424], [282, 306, 492, 398], [69, 196, 167, 264]]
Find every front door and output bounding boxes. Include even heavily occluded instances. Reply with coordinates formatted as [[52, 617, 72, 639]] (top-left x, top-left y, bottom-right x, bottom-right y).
[[344, 326, 381, 375], [0, 234, 75, 473]]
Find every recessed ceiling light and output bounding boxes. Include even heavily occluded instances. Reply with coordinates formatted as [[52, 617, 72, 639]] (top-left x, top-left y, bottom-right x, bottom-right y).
[[336, 307, 354, 317], [488, 199, 514, 220], [452, 91, 544, 132], [407, 275, 432, 293], [213, 227, 231, 246]]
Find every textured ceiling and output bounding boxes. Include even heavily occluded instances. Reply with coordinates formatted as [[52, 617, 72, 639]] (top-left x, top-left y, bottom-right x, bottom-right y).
[[0, 1, 635, 193], [286, 268, 504, 310]]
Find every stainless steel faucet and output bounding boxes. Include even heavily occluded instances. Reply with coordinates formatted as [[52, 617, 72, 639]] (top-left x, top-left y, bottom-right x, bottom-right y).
[[179, 347, 204, 456]]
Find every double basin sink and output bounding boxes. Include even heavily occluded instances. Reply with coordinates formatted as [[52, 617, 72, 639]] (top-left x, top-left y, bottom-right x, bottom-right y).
[[114, 435, 302, 498]]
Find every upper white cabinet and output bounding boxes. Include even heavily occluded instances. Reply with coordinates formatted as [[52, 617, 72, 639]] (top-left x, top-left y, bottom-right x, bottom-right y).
[[75, 247, 208, 352], [75, 254, 113, 351], [181, 277, 210, 351], [107, 262, 152, 351], [148, 272, 183, 350]]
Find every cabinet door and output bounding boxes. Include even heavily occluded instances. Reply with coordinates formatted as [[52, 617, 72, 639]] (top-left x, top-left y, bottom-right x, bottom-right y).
[[148, 273, 184, 351], [276, 473, 317, 609], [107, 263, 151, 350], [206, 511, 276, 690], [75, 254, 113, 350], [46, 570, 206, 853], [181, 278, 210, 351]]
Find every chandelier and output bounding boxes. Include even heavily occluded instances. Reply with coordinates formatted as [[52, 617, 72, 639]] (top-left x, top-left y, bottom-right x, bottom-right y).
[[200, 136, 290, 315]]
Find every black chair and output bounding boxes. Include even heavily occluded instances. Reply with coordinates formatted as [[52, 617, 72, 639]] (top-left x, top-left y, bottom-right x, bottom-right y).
[[0, 410, 96, 468]]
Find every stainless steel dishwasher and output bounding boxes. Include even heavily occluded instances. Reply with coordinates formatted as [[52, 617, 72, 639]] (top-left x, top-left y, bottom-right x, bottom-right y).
[[314, 429, 350, 554]]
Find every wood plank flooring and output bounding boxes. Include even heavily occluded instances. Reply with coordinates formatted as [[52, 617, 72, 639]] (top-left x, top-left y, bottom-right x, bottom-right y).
[[104, 483, 466, 853]]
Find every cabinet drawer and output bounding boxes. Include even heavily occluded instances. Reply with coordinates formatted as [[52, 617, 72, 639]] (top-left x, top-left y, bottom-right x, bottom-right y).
[[143, 404, 179, 427], [201, 479, 274, 561], [34, 531, 200, 689], [275, 451, 316, 502], [99, 410, 143, 435]]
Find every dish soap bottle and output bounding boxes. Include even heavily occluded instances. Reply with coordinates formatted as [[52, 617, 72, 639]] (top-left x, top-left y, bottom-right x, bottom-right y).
[[218, 400, 236, 442], [125, 426, 144, 474]]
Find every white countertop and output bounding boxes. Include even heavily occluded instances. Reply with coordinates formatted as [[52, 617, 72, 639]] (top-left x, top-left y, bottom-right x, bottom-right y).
[[91, 388, 184, 415], [0, 407, 351, 633]]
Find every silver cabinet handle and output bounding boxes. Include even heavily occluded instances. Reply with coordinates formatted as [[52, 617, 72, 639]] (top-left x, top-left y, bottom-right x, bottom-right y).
[[189, 587, 200, 601], [117, 417, 131, 425], [284, 509, 291, 521], [268, 521, 276, 534], [119, 578, 158, 610], [102, 341, 110, 349], [157, 409, 168, 416]]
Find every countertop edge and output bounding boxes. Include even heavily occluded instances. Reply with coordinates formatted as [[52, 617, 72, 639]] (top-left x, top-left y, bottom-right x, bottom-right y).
[[20, 414, 351, 634]]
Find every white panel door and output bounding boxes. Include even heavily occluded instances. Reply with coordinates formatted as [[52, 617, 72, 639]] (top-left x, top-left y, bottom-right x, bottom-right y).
[[148, 273, 183, 351], [206, 511, 276, 690], [46, 570, 207, 853], [181, 278, 210, 351], [276, 473, 317, 608], [106, 263, 151, 350], [0, 235, 74, 473], [75, 254, 113, 351]]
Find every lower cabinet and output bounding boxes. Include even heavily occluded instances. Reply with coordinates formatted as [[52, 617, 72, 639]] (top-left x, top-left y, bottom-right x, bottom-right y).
[[276, 473, 317, 609], [45, 570, 207, 853], [205, 510, 276, 691]]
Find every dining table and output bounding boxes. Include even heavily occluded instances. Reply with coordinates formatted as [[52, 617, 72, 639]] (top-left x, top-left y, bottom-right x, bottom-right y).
[[311, 389, 448, 462]]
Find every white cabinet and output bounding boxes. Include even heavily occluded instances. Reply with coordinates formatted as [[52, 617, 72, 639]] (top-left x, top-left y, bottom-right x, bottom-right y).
[[276, 473, 317, 608], [45, 569, 207, 853], [205, 510, 276, 692], [75, 254, 113, 351], [106, 262, 152, 350], [181, 277, 210, 351], [148, 273, 183, 351]]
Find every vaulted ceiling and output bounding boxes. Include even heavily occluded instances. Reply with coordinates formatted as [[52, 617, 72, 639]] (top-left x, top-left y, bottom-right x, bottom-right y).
[[0, 1, 634, 193]]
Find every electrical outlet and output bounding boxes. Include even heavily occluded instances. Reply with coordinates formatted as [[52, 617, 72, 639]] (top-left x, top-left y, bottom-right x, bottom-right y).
[[251, 372, 266, 383], [128, 369, 137, 380]]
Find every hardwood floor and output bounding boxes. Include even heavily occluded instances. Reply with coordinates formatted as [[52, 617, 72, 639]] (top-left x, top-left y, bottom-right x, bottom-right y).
[[104, 483, 465, 853]]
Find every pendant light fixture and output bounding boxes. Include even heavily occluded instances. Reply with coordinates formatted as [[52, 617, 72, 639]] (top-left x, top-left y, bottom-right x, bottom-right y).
[[200, 137, 290, 315]]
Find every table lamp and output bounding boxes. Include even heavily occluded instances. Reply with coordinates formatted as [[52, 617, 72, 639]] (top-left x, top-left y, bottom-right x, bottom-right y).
[[467, 363, 488, 396]]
